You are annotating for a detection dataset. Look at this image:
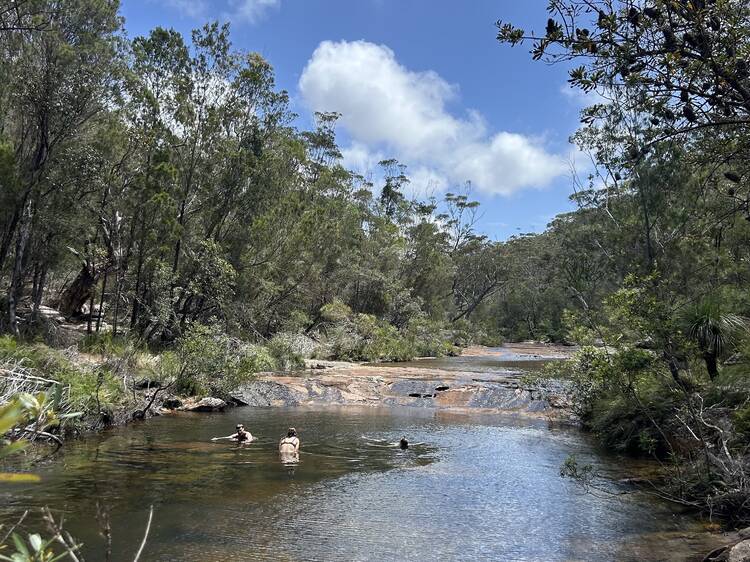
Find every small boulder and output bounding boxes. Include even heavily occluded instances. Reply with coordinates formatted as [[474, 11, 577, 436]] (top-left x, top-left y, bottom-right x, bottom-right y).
[[729, 540, 750, 562], [188, 397, 227, 412], [739, 528, 750, 540]]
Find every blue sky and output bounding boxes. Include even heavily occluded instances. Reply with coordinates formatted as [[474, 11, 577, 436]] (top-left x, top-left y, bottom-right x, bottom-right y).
[[120, 0, 588, 239]]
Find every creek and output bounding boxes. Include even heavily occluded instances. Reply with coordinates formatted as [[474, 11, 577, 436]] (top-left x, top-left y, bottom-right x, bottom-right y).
[[0, 350, 726, 561]]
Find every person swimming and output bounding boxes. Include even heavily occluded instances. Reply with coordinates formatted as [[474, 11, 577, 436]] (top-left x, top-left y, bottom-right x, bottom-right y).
[[399, 437, 409, 450], [211, 424, 255, 445]]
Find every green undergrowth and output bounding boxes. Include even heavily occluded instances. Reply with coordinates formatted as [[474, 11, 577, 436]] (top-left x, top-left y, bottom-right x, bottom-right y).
[[314, 301, 459, 362]]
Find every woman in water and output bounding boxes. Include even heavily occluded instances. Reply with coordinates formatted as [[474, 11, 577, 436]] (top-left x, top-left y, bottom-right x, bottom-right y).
[[279, 427, 300, 462]]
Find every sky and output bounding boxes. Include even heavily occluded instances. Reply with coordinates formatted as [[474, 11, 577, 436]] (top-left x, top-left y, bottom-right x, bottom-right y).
[[119, 0, 589, 240]]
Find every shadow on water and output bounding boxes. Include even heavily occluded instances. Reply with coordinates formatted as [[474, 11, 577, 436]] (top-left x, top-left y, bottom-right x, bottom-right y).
[[0, 376, 728, 561]]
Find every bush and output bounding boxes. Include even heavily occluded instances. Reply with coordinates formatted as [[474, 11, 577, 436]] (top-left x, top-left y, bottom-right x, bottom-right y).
[[0, 336, 125, 430], [403, 317, 459, 357], [174, 323, 273, 397], [78, 332, 129, 356], [267, 334, 308, 370], [314, 302, 457, 362]]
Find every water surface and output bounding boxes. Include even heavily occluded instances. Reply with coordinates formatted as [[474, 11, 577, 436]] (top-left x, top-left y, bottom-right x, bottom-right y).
[[1, 405, 722, 561]]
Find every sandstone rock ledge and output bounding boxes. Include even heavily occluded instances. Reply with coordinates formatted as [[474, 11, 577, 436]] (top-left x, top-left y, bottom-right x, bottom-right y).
[[231, 362, 572, 419]]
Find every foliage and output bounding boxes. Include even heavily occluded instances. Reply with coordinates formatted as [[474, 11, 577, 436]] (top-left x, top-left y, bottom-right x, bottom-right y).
[[0, 531, 70, 562], [173, 323, 271, 397]]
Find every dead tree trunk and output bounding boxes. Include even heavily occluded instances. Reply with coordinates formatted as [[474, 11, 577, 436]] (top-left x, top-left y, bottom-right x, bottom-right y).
[[59, 260, 100, 319]]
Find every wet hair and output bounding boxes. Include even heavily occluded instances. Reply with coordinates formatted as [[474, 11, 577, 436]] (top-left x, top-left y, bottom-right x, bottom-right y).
[[236, 424, 244, 430], [287, 427, 297, 437], [399, 437, 408, 450]]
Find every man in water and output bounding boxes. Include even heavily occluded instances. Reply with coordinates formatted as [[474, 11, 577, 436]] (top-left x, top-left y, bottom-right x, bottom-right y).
[[211, 424, 255, 445], [399, 437, 409, 450], [279, 427, 300, 463]]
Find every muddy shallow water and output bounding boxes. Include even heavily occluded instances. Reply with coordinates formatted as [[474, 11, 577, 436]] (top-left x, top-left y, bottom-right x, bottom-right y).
[[1, 403, 727, 561]]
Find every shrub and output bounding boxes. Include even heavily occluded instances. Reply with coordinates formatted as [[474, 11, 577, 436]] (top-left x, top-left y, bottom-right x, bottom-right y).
[[267, 334, 308, 370], [320, 299, 352, 323], [403, 317, 459, 357], [0, 336, 125, 430], [78, 332, 129, 356], [175, 323, 273, 397]]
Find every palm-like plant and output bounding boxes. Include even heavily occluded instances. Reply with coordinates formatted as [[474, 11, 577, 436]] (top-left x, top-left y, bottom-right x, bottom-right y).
[[684, 299, 749, 380]]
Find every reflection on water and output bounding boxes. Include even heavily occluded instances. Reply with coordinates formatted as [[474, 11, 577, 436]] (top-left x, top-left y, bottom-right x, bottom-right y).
[[0, 406, 723, 561]]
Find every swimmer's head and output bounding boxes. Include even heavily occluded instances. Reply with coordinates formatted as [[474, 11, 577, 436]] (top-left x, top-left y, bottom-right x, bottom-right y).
[[287, 427, 297, 437], [236, 424, 244, 432]]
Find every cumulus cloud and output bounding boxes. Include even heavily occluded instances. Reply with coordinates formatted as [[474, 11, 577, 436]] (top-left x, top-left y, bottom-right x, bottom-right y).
[[299, 40, 569, 196], [163, 0, 280, 24]]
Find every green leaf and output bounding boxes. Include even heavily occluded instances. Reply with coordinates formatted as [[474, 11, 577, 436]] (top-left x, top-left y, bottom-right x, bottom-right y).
[[10, 534, 28, 557], [0, 441, 28, 459], [0, 404, 23, 435]]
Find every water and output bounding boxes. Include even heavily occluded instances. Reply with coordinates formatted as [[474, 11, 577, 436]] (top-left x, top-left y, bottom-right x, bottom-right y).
[[0, 352, 726, 561], [368, 345, 562, 375]]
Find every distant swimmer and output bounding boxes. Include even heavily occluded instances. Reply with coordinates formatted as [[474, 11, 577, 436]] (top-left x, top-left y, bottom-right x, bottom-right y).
[[399, 437, 409, 450], [211, 423, 255, 445], [279, 427, 300, 463]]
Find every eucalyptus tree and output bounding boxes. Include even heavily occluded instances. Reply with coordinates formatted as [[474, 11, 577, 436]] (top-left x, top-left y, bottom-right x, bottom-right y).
[[0, 0, 122, 334]]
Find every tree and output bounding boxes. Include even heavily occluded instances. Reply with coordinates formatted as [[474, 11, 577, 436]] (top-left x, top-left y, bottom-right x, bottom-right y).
[[684, 298, 748, 379]]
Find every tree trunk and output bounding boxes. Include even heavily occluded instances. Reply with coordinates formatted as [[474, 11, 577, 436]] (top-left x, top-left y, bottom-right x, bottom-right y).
[[0, 204, 22, 276], [59, 262, 99, 319], [96, 270, 108, 332], [31, 264, 47, 323], [7, 199, 33, 336], [129, 217, 146, 331], [703, 352, 719, 381]]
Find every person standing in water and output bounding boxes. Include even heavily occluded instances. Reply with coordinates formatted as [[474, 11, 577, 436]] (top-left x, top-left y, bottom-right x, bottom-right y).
[[279, 427, 300, 463], [211, 424, 255, 445]]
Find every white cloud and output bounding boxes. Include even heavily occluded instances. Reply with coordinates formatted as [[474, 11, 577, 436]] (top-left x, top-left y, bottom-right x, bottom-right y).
[[164, 0, 208, 18], [299, 40, 569, 196], [560, 83, 611, 108], [162, 0, 280, 24], [340, 142, 385, 178], [226, 0, 280, 23]]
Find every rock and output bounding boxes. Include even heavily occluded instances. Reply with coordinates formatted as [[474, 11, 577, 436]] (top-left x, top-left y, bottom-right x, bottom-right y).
[[729, 540, 750, 562], [187, 397, 226, 412], [231, 381, 303, 407], [162, 397, 182, 409], [704, 545, 729, 561], [739, 528, 750, 540]]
